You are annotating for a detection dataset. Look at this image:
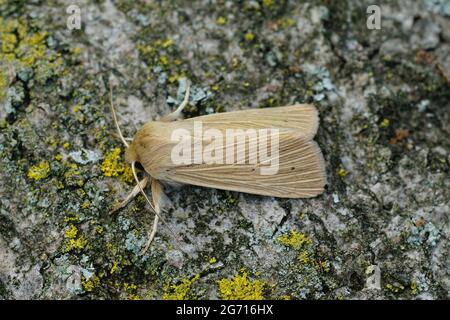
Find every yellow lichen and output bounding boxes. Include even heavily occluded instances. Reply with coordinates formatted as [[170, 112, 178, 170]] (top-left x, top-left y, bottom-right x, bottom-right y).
[[163, 275, 200, 300], [231, 57, 239, 68], [263, 0, 275, 7], [63, 163, 85, 187], [218, 270, 265, 300], [216, 16, 226, 25], [121, 165, 134, 184], [386, 283, 404, 293], [65, 224, 78, 239], [338, 168, 348, 177], [27, 161, 51, 180], [380, 118, 390, 128], [70, 47, 81, 55], [124, 282, 138, 291], [298, 250, 310, 264], [168, 74, 177, 83], [63, 214, 80, 223], [0, 17, 59, 81], [82, 274, 100, 292], [16, 32, 47, 67], [277, 230, 312, 250], [1, 32, 16, 53], [62, 224, 87, 253], [410, 280, 417, 295], [100, 148, 134, 184], [72, 104, 81, 113], [162, 38, 173, 48], [280, 18, 295, 29], [244, 32, 255, 41], [209, 257, 217, 264], [317, 260, 331, 272], [159, 55, 169, 66], [110, 261, 118, 275], [81, 200, 90, 209], [0, 69, 7, 101]]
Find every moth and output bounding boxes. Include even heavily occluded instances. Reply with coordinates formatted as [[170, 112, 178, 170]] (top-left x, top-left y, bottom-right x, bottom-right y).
[[109, 81, 326, 254]]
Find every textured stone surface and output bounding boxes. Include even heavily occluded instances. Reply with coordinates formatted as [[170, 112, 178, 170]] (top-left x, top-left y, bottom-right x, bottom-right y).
[[0, 0, 449, 299]]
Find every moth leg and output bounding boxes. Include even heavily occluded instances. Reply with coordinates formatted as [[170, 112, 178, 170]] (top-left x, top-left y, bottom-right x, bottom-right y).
[[109, 176, 149, 215], [140, 179, 163, 255], [161, 81, 190, 122]]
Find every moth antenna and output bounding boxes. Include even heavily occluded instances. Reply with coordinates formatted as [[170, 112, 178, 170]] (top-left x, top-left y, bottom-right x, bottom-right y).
[[161, 80, 191, 122], [177, 80, 190, 114], [109, 83, 129, 148]]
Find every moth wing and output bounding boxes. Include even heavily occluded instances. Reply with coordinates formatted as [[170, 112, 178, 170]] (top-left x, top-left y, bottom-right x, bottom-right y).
[[167, 131, 326, 198], [185, 104, 319, 141]]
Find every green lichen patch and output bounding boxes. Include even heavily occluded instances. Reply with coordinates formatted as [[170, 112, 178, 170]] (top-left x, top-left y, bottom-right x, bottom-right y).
[[218, 269, 266, 300], [27, 160, 50, 180], [277, 230, 312, 250], [163, 274, 200, 300], [61, 224, 88, 253], [100, 148, 134, 184]]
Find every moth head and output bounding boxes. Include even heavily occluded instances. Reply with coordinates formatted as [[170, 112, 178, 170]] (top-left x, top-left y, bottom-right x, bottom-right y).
[[125, 142, 138, 164]]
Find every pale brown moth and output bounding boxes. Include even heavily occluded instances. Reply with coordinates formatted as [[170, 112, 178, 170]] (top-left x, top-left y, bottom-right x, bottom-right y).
[[109, 81, 326, 254]]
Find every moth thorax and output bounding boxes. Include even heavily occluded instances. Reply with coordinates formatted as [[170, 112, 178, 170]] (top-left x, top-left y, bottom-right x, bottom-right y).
[[125, 144, 139, 163]]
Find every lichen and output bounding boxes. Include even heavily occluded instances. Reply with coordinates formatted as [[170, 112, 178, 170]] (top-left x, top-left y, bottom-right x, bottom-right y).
[[63, 163, 85, 187], [218, 270, 265, 300], [0, 17, 63, 85], [386, 283, 405, 293], [277, 230, 312, 250], [244, 32, 255, 42], [298, 250, 310, 264], [0, 68, 7, 101], [337, 168, 348, 177], [163, 275, 200, 300], [209, 257, 217, 264], [82, 274, 101, 292], [410, 280, 418, 295], [216, 16, 226, 25], [407, 221, 441, 247], [100, 148, 134, 184], [27, 161, 50, 180], [62, 224, 88, 253], [110, 261, 118, 275]]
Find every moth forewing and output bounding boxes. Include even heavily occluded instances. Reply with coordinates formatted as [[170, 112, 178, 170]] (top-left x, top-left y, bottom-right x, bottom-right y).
[[168, 133, 326, 198], [128, 104, 326, 198], [182, 104, 319, 140]]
